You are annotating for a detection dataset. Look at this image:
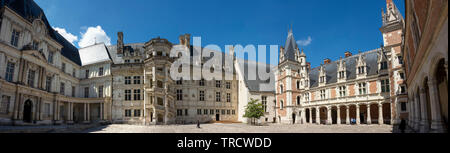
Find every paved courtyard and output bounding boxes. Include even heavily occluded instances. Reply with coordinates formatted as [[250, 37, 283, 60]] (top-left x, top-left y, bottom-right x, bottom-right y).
[[84, 123, 394, 133]]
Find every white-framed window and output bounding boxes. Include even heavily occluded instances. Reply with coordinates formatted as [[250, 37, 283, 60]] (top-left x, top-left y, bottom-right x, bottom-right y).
[[27, 70, 35, 87], [72, 68, 76, 77], [133, 76, 141, 84], [177, 109, 183, 116], [60, 82, 65, 95], [226, 82, 231, 89], [204, 109, 208, 115], [10, 29, 20, 47], [134, 109, 141, 117], [72, 86, 76, 97], [320, 90, 326, 99], [215, 92, 221, 102], [380, 61, 388, 70], [124, 90, 131, 101], [48, 51, 54, 64], [381, 79, 390, 93], [262, 96, 267, 112], [197, 109, 202, 115], [199, 90, 205, 101], [99, 67, 104, 76], [339, 86, 346, 97], [98, 85, 104, 98], [0, 95, 11, 114], [305, 93, 310, 101], [85, 69, 89, 79], [358, 66, 365, 74], [358, 82, 367, 95], [5, 62, 15, 82], [133, 89, 141, 100], [61, 63, 66, 73], [125, 76, 131, 84], [176, 89, 183, 101], [216, 81, 221, 88], [199, 79, 205, 86]]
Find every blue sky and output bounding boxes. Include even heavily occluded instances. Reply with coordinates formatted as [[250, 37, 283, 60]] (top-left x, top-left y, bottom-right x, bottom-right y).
[[35, 0, 405, 68]]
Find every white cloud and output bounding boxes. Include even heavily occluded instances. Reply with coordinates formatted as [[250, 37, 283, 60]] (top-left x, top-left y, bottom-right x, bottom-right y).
[[78, 26, 111, 48], [53, 27, 78, 45], [297, 36, 312, 47]]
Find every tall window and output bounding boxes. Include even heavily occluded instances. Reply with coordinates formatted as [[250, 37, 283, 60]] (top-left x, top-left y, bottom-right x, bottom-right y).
[[339, 86, 346, 97], [199, 79, 205, 86], [27, 70, 35, 87], [133, 89, 141, 100], [280, 85, 284, 93], [381, 79, 390, 93], [320, 90, 326, 99], [84, 87, 89, 98], [185, 109, 189, 116], [0, 96, 11, 114], [401, 102, 407, 111], [176, 79, 182, 85], [72, 68, 76, 77], [215, 92, 221, 102], [125, 110, 132, 117], [226, 93, 231, 102], [358, 66, 365, 74], [280, 100, 284, 110], [305, 93, 310, 101], [380, 61, 388, 70], [399, 72, 405, 80], [297, 96, 300, 105], [99, 67, 104, 76], [358, 82, 367, 95], [61, 63, 66, 73], [226, 82, 231, 89], [319, 76, 325, 83], [262, 96, 267, 112], [10, 29, 20, 47], [210, 109, 214, 115], [296, 81, 300, 89], [45, 76, 52, 92], [124, 90, 131, 101], [216, 81, 221, 88], [60, 82, 65, 95], [125, 76, 131, 84], [339, 71, 345, 79], [197, 109, 202, 115], [398, 56, 403, 64], [199, 90, 205, 101], [98, 85, 104, 98], [176, 89, 183, 101], [32, 41, 39, 50], [133, 76, 141, 84], [48, 51, 54, 64], [177, 109, 183, 116], [134, 109, 141, 117], [85, 69, 89, 79], [72, 86, 76, 97], [204, 109, 208, 115], [5, 62, 15, 82]]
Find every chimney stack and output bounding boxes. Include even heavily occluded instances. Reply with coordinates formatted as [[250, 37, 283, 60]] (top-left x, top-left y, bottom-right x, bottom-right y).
[[324, 58, 331, 64], [345, 51, 352, 57], [117, 32, 124, 54], [306, 62, 311, 71]]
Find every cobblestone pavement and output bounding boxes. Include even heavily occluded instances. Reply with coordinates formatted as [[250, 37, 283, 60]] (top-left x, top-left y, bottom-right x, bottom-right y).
[[85, 123, 394, 133]]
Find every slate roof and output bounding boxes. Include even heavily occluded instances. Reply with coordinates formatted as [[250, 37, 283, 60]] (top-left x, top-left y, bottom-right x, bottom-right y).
[[79, 43, 112, 66], [236, 59, 275, 92], [309, 49, 381, 88], [282, 29, 298, 62], [1, 0, 82, 65]]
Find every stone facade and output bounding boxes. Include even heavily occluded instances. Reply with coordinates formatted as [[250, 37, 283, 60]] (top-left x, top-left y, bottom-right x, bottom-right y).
[[402, 0, 448, 133]]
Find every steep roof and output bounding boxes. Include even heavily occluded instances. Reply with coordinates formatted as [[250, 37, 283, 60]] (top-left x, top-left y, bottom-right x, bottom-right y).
[[237, 59, 275, 92], [283, 29, 298, 62], [1, 0, 82, 65], [79, 43, 112, 66], [309, 49, 381, 88]]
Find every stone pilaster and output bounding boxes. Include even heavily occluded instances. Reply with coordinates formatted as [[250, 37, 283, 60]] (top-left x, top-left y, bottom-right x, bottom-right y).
[[427, 78, 445, 133], [346, 105, 350, 125], [378, 103, 384, 125], [419, 88, 429, 133], [326, 106, 332, 125], [315, 107, 320, 125], [367, 103, 371, 125], [356, 104, 360, 125], [336, 106, 341, 125]]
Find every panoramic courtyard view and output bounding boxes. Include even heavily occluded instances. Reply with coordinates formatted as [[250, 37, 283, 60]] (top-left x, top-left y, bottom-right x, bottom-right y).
[[0, 0, 448, 134]]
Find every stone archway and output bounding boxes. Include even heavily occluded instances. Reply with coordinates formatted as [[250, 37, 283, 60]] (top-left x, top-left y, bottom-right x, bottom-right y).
[[434, 59, 448, 130], [292, 113, 296, 124], [305, 108, 311, 123], [23, 100, 33, 123], [331, 106, 338, 124]]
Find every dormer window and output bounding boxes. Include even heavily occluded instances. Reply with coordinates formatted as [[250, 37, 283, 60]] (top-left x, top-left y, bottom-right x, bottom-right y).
[[358, 66, 365, 74], [338, 71, 346, 79], [358, 82, 367, 95], [11, 29, 20, 47], [319, 76, 325, 83], [48, 51, 54, 64], [380, 61, 388, 70]]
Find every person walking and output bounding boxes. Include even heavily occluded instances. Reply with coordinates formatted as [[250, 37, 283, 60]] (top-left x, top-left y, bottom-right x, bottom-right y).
[[197, 120, 201, 129]]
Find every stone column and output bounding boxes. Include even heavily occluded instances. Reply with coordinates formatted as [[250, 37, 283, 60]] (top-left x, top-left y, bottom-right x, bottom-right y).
[[337, 106, 341, 125], [84, 103, 87, 121], [356, 104, 360, 125], [367, 103, 371, 125], [414, 93, 421, 131], [419, 88, 429, 133], [326, 106, 332, 125], [301, 108, 306, 124], [87, 103, 90, 121], [378, 103, 384, 125], [427, 78, 445, 133], [309, 108, 313, 124], [346, 105, 350, 125], [316, 107, 320, 125], [100, 103, 103, 120]]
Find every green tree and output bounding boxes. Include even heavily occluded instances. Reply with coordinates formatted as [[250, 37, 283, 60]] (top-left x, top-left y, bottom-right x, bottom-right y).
[[243, 98, 265, 125]]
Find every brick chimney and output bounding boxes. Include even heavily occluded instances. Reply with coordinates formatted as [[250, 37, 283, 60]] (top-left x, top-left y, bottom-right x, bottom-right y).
[[324, 58, 331, 64], [306, 62, 311, 71], [345, 51, 352, 57], [117, 32, 124, 54]]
